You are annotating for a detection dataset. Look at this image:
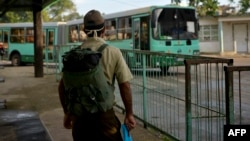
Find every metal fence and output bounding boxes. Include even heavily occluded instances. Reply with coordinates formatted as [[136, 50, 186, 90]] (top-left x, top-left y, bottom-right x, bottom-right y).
[[224, 66, 250, 125], [51, 45, 249, 141], [184, 58, 233, 141], [116, 50, 234, 141], [43, 45, 77, 79]]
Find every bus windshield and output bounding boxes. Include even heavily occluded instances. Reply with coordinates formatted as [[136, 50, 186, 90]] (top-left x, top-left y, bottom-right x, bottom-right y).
[[152, 8, 198, 40]]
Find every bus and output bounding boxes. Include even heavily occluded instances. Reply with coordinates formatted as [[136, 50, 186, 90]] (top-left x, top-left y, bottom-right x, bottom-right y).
[[0, 22, 66, 66], [0, 4, 199, 72], [65, 19, 86, 47], [66, 4, 200, 73]]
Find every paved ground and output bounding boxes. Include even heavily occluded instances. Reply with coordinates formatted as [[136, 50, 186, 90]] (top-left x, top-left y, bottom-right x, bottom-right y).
[[1, 55, 249, 141], [0, 62, 165, 141]]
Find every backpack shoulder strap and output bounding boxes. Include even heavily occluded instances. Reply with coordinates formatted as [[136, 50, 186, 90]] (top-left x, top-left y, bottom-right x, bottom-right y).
[[97, 43, 108, 53], [97, 43, 116, 86]]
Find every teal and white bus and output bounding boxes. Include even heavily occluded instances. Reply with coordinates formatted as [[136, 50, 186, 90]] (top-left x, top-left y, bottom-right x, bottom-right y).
[[0, 22, 66, 66], [66, 4, 200, 72], [103, 4, 199, 52], [0, 4, 199, 71], [103, 4, 200, 72]]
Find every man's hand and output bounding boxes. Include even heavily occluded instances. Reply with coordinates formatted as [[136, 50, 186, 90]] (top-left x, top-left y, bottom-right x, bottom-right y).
[[63, 113, 74, 129], [124, 113, 136, 131]]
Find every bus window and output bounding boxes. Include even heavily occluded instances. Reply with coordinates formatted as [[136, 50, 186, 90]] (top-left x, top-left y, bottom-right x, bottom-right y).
[[0, 30, 3, 47], [153, 8, 198, 40], [26, 28, 34, 43], [10, 28, 25, 43], [43, 31, 46, 47], [0, 30, 9, 50], [118, 17, 131, 40], [3, 31, 8, 49], [104, 20, 116, 40], [79, 24, 87, 41], [0, 30, 3, 56], [69, 25, 79, 42], [133, 19, 140, 50], [0, 30, 2, 42], [118, 18, 125, 40], [48, 31, 54, 45], [141, 18, 149, 50]]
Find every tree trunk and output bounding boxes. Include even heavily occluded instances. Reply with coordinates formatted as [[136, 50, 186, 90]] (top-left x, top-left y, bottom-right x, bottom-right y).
[[33, 0, 44, 77]]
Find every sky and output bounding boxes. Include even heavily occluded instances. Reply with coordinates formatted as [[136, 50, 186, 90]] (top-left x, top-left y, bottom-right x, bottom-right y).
[[73, 0, 240, 15]]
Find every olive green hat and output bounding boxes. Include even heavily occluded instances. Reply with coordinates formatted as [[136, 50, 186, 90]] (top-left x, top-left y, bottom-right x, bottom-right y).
[[84, 10, 104, 30]]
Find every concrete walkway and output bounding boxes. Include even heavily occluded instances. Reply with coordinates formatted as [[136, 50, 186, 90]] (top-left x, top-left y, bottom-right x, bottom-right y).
[[0, 64, 164, 141], [40, 107, 164, 141]]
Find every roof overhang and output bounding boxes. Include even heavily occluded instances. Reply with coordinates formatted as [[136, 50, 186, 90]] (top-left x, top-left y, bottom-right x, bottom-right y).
[[0, 0, 59, 16]]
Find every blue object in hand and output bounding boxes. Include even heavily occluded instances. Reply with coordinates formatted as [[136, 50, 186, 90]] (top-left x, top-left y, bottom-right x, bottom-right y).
[[121, 124, 133, 141]]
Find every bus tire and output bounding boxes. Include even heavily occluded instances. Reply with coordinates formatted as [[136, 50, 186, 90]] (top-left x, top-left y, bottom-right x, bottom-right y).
[[11, 53, 21, 66], [160, 66, 169, 76]]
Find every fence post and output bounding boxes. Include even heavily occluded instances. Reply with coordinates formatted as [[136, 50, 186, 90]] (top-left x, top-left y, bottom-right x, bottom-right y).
[[142, 54, 148, 128], [224, 66, 234, 125], [184, 60, 192, 141]]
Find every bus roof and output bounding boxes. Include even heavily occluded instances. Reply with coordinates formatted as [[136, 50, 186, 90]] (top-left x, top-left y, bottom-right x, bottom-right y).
[[103, 4, 195, 19], [103, 6, 152, 19], [66, 4, 196, 24], [66, 19, 83, 25]]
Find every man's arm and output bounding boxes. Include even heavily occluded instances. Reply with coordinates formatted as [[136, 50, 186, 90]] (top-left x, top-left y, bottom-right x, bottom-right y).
[[118, 81, 136, 130], [58, 78, 73, 129], [58, 79, 67, 114]]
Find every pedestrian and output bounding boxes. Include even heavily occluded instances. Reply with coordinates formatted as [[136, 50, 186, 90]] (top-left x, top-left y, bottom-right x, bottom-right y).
[[58, 9, 136, 141]]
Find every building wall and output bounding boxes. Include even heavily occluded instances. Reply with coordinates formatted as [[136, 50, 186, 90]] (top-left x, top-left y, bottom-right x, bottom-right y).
[[222, 22, 234, 52], [199, 16, 250, 54], [199, 17, 220, 53]]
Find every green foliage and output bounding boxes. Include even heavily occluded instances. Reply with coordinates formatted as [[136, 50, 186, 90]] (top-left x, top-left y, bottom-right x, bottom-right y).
[[189, 0, 196, 6], [63, 13, 82, 21], [0, 0, 82, 23], [1, 11, 33, 23], [44, 0, 82, 21], [238, 0, 250, 14], [41, 11, 51, 22], [43, 0, 83, 22], [189, 0, 219, 16], [189, 0, 250, 16]]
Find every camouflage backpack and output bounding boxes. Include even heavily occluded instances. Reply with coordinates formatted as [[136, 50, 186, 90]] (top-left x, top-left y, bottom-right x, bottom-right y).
[[62, 44, 115, 116]]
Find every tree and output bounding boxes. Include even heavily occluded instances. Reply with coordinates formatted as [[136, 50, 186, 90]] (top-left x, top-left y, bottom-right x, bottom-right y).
[[188, 0, 250, 16], [44, 0, 82, 21], [0, 11, 33, 23], [189, 0, 219, 16], [0, 0, 81, 23], [189, 0, 198, 6], [238, 0, 250, 14]]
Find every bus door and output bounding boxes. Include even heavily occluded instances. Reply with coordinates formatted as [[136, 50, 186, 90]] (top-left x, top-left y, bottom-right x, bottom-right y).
[[133, 18, 140, 50], [0, 29, 3, 58], [132, 17, 150, 68], [132, 16, 149, 51], [44, 29, 55, 61], [0, 29, 9, 59]]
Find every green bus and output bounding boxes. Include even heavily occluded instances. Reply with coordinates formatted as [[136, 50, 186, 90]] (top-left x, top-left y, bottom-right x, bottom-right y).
[[0, 22, 66, 66], [66, 4, 200, 73]]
